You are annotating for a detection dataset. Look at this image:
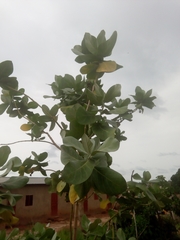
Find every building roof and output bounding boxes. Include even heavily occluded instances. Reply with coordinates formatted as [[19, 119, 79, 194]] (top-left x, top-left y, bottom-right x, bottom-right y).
[[27, 177, 46, 184], [0, 177, 46, 185]]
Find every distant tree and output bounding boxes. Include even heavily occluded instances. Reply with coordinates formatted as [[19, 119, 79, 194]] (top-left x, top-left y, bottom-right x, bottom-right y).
[[171, 169, 180, 194]]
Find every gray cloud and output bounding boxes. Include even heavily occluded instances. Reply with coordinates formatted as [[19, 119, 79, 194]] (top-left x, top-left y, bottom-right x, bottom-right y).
[[158, 152, 180, 157]]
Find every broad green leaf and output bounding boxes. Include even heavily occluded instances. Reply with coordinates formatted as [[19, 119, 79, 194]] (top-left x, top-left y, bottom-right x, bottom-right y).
[[20, 123, 31, 131], [62, 160, 95, 185], [118, 98, 131, 107], [0, 146, 11, 167], [145, 89, 152, 98], [38, 152, 48, 162], [55, 74, 75, 89], [38, 115, 51, 122], [31, 125, 44, 138], [88, 218, 102, 232], [50, 104, 59, 116], [136, 183, 157, 202], [0, 159, 14, 177], [86, 83, 105, 105], [0, 230, 6, 239], [89, 137, 101, 153], [97, 137, 119, 152], [110, 106, 128, 115], [67, 120, 84, 139], [91, 152, 109, 168], [135, 86, 145, 98], [0, 61, 13, 78], [74, 180, 92, 199], [143, 171, 151, 182], [132, 173, 142, 180], [61, 145, 83, 165], [81, 134, 93, 154], [98, 31, 117, 57], [86, 89, 102, 106], [56, 180, 66, 193], [131, 86, 145, 102], [11, 157, 22, 171], [104, 84, 121, 103], [72, 45, 83, 55], [131, 87, 156, 110], [92, 167, 127, 195], [0, 77, 18, 90], [88, 224, 106, 237], [42, 104, 50, 115], [92, 122, 115, 140], [1, 176, 29, 190], [49, 120, 56, 131], [84, 33, 98, 55], [117, 228, 126, 240], [27, 101, 38, 109], [0, 157, 22, 177], [0, 103, 8, 114], [80, 214, 90, 232], [31, 151, 38, 159], [6, 228, 20, 239], [0, 192, 21, 206], [76, 106, 97, 125], [63, 136, 87, 154], [62, 104, 80, 121], [69, 185, 79, 204], [142, 98, 156, 109], [96, 61, 117, 73], [1, 90, 11, 103], [0, 204, 13, 214], [97, 30, 106, 46], [75, 54, 96, 64]]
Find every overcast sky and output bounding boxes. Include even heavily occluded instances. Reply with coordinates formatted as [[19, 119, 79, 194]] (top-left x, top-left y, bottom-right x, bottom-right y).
[[0, 1, 180, 181]]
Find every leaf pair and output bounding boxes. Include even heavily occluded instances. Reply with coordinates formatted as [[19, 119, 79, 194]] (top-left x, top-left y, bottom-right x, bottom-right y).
[[0, 61, 18, 91], [131, 86, 156, 112]]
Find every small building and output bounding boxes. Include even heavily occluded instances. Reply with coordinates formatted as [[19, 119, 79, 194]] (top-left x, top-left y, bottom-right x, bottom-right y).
[[0, 177, 107, 225]]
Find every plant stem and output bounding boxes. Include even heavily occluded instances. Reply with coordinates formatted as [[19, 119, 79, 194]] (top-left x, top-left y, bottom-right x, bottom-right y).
[[73, 201, 79, 240], [70, 204, 74, 240], [0, 139, 56, 146], [102, 211, 118, 226], [43, 131, 61, 150], [132, 209, 138, 239]]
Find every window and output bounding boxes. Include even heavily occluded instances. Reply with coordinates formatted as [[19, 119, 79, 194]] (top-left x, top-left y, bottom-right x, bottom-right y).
[[25, 195, 33, 206], [94, 193, 98, 200]]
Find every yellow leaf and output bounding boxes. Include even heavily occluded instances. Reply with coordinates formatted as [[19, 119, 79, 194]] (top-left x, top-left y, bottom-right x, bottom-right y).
[[56, 180, 66, 193], [0, 210, 19, 225], [10, 216, 19, 225], [20, 124, 31, 131], [96, 61, 117, 73], [100, 199, 110, 209], [80, 63, 97, 74], [69, 185, 79, 204]]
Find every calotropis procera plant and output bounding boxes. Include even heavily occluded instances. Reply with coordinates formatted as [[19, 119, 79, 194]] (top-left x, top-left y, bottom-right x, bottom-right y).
[[0, 30, 156, 227]]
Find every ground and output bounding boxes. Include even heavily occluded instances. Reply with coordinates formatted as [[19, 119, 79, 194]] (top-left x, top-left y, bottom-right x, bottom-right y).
[[4, 213, 110, 233], [46, 213, 110, 232]]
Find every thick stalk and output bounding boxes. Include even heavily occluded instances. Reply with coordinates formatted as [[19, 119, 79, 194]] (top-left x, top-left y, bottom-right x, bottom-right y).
[[70, 204, 74, 240], [132, 209, 138, 239], [73, 201, 79, 240]]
